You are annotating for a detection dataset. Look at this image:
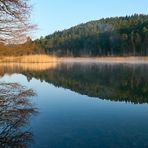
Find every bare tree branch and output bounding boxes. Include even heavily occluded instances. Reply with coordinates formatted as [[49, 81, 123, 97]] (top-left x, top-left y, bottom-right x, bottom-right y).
[[0, 0, 35, 43], [0, 82, 37, 147]]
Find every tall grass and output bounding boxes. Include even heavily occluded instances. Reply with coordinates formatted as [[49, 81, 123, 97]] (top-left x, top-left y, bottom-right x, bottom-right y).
[[0, 63, 58, 73], [0, 55, 57, 63]]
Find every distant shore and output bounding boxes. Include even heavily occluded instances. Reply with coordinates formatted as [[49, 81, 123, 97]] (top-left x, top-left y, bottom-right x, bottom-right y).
[[0, 55, 148, 64], [59, 56, 148, 64]]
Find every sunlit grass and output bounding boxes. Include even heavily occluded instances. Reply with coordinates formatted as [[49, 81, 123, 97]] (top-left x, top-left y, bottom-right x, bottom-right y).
[[0, 55, 57, 63], [0, 62, 58, 72]]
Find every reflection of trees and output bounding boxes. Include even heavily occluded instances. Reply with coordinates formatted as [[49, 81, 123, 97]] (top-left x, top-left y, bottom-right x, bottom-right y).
[[24, 63, 148, 104], [0, 63, 147, 104], [0, 83, 37, 147]]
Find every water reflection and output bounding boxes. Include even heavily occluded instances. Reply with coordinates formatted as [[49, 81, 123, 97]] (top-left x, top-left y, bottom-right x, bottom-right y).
[[0, 83, 37, 147], [0, 62, 148, 148], [0, 62, 58, 76], [24, 63, 148, 104], [0, 62, 148, 103]]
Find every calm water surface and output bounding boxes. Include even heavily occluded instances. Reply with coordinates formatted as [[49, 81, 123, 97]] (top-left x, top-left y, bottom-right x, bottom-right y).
[[0, 62, 148, 148]]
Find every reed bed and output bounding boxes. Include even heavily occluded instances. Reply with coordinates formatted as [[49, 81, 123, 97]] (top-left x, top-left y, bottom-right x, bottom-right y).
[[0, 55, 58, 63], [0, 63, 58, 73]]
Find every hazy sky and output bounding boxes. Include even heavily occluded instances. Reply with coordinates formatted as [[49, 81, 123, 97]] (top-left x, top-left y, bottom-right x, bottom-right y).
[[30, 0, 148, 39]]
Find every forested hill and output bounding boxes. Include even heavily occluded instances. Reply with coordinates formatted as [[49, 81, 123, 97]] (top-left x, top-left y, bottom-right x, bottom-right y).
[[34, 14, 148, 56]]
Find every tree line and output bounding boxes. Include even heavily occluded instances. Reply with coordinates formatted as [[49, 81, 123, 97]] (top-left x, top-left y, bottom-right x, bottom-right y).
[[34, 14, 148, 56], [1, 13, 148, 57]]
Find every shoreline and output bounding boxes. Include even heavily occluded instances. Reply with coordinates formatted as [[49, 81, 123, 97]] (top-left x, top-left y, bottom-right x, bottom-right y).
[[0, 55, 148, 64], [59, 56, 148, 64], [0, 55, 57, 63]]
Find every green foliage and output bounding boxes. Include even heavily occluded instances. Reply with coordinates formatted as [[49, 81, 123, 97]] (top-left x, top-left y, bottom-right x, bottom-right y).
[[34, 14, 148, 56]]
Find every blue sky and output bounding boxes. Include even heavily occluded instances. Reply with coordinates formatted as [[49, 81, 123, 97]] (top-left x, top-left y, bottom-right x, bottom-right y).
[[30, 0, 148, 39]]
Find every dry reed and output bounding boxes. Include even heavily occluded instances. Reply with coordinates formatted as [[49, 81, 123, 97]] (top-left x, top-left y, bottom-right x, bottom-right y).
[[0, 55, 57, 63]]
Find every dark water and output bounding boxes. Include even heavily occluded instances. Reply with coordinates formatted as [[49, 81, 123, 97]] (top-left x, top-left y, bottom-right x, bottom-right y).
[[0, 63, 148, 148]]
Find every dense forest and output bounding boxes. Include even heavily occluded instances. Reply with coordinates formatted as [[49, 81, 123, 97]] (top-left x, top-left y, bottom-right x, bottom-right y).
[[0, 14, 148, 57], [35, 14, 148, 56]]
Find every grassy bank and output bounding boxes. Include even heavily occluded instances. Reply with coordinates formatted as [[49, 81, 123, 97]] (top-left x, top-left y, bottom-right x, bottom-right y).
[[0, 55, 57, 63]]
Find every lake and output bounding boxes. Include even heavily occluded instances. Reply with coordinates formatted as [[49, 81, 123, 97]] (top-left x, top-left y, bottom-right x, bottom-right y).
[[0, 62, 148, 148]]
